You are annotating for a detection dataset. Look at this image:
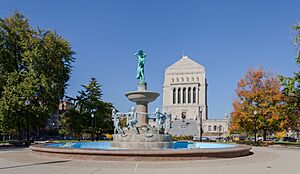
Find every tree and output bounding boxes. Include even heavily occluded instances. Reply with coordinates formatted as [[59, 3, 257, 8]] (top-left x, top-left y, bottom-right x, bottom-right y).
[[59, 108, 84, 137], [230, 67, 288, 140], [0, 12, 74, 138], [280, 24, 300, 137], [60, 78, 113, 138]]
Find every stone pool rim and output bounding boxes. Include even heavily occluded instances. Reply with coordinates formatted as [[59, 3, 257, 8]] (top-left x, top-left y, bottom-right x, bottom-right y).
[[30, 143, 252, 161]]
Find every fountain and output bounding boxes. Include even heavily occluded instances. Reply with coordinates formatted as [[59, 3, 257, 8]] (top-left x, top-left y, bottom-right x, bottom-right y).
[[30, 50, 251, 161], [112, 50, 172, 149]]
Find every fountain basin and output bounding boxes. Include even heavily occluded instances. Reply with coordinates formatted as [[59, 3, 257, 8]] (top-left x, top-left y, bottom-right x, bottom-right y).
[[30, 142, 252, 161], [125, 91, 159, 103]]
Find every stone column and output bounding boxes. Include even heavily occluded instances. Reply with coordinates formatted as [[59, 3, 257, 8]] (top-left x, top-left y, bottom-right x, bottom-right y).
[[136, 101, 148, 128], [136, 82, 148, 128]]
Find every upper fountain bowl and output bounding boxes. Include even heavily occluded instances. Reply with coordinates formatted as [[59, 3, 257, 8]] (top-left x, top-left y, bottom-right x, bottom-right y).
[[125, 91, 159, 103]]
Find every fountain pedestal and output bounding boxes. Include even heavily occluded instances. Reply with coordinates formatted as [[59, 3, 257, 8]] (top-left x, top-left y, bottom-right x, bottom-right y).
[[112, 134, 172, 149], [125, 82, 159, 129], [112, 82, 172, 149]]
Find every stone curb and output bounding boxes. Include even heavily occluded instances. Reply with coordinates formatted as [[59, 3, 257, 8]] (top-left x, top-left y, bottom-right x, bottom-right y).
[[30, 144, 252, 161]]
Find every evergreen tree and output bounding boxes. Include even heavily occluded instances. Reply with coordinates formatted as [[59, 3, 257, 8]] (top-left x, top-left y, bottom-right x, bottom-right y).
[[60, 78, 113, 138]]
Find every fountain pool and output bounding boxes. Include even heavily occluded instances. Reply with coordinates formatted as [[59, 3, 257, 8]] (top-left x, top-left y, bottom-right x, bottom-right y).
[[46, 141, 236, 150], [30, 141, 251, 161]]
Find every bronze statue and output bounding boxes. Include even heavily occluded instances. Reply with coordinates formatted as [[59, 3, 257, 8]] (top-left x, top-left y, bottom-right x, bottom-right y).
[[135, 50, 146, 82]]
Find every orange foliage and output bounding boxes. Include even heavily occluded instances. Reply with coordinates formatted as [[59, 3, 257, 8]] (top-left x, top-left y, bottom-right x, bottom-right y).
[[230, 67, 288, 135]]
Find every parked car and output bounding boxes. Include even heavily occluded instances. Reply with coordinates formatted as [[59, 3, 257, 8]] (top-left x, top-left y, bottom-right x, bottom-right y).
[[266, 137, 278, 141], [202, 137, 210, 141], [282, 137, 297, 142], [249, 137, 256, 141], [215, 137, 224, 140], [238, 136, 247, 141], [193, 136, 210, 141]]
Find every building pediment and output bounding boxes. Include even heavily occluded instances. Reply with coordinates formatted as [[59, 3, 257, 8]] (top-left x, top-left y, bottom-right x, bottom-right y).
[[166, 56, 205, 71]]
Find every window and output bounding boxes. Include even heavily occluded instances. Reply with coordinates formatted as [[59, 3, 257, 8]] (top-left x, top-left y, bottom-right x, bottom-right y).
[[219, 125, 222, 131], [181, 77, 184, 82], [193, 87, 196, 103], [183, 88, 186, 103], [214, 125, 217, 131], [208, 125, 212, 131], [191, 77, 194, 81], [186, 77, 189, 82], [172, 78, 174, 82], [176, 78, 179, 82], [188, 87, 191, 103], [173, 88, 176, 104], [177, 88, 181, 104]]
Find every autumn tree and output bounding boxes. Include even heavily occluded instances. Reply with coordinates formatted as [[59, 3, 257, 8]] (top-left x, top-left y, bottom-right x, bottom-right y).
[[230, 67, 288, 141]]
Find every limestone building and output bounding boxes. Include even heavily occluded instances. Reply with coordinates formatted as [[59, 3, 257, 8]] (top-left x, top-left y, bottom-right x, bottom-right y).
[[162, 56, 229, 137], [162, 56, 207, 121]]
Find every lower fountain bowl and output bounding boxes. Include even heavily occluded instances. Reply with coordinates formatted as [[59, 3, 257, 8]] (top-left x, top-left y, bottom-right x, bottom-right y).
[[30, 141, 252, 161]]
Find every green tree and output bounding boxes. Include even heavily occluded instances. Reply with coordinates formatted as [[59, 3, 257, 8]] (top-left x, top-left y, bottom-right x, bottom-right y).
[[60, 78, 113, 139], [280, 24, 300, 137], [0, 12, 74, 138], [59, 108, 84, 138]]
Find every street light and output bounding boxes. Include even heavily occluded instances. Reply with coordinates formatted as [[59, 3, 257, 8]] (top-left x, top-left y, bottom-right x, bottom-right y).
[[25, 98, 30, 142], [91, 110, 95, 141], [17, 107, 21, 142], [51, 122, 55, 138], [253, 110, 258, 145], [198, 107, 203, 142]]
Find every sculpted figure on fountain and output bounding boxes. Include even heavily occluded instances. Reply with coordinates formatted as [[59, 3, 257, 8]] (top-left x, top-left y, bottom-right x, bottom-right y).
[[112, 109, 124, 134]]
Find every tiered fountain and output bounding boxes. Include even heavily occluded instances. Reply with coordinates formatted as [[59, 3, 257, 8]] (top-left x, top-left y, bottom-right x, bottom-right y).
[[30, 50, 251, 161], [112, 50, 172, 149]]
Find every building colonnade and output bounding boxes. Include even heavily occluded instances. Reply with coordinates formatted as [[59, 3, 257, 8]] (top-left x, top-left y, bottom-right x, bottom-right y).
[[172, 86, 199, 105]]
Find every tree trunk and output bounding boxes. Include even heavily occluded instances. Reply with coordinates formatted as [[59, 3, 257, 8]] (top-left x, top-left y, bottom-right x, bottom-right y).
[[263, 129, 267, 141]]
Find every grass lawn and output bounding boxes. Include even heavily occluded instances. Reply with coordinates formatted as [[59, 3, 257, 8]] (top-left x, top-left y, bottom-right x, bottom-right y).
[[274, 141, 300, 146], [0, 141, 9, 144]]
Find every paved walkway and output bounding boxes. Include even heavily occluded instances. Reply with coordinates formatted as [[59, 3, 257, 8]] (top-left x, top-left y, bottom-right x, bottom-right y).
[[0, 146, 299, 174]]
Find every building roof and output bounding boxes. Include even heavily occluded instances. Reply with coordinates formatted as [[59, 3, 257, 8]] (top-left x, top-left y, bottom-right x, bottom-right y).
[[166, 56, 205, 71]]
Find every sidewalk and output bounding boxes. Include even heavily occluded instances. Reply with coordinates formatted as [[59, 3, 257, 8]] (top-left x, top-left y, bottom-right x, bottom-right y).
[[0, 146, 299, 174]]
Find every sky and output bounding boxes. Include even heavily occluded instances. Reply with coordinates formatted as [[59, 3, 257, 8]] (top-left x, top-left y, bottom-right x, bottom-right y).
[[1, 0, 299, 119]]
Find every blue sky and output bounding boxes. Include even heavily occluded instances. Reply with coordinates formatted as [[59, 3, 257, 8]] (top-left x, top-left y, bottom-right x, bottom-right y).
[[1, 1, 299, 118]]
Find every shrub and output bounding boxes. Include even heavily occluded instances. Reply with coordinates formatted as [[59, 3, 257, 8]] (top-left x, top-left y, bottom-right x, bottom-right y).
[[172, 135, 193, 141]]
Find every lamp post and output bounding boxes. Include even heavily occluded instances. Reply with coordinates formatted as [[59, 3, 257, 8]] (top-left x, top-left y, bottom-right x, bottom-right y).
[[51, 122, 55, 138], [198, 107, 203, 142], [17, 107, 21, 142], [91, 110, 95, 141], [253, 110, 257, 145], [218, 126, 220, 142], [25, 98, 30, 142]]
